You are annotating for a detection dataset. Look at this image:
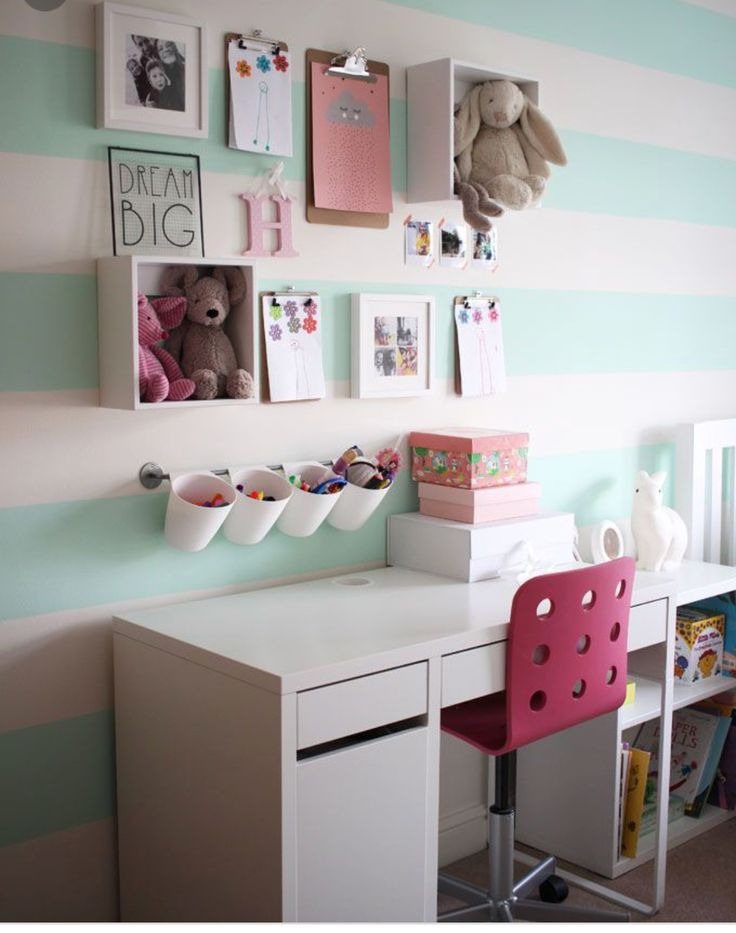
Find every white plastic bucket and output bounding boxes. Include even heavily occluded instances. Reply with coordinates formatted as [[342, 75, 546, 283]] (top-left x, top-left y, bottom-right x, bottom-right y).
[[327, 481, 391, 531], [164, 472, 236, 552], [224, 467, 293, 545], [277, 462, 344, 537]]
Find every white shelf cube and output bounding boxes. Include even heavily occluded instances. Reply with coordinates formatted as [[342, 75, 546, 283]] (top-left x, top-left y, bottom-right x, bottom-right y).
[[97, 255, 258, 410], [406, 58, 539, 204]]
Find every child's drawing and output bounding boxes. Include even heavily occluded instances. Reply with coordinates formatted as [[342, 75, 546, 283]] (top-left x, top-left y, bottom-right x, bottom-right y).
[[455, 298, 506, 397], [263, 295, 326, 402], [228, 41, 292, 157]]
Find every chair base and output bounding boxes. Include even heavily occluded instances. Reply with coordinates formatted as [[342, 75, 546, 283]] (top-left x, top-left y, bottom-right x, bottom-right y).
[[438, 806, 629, 923]]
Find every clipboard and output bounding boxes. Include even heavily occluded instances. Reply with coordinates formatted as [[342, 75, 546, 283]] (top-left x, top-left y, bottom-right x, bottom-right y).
[[305, 48, 391, 229], [225, 30, 291, 155]]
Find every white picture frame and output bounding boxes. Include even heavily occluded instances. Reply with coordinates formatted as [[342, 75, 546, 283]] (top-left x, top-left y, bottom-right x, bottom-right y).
[[96, 2, 208, 138], [351, 293, 435, 399]]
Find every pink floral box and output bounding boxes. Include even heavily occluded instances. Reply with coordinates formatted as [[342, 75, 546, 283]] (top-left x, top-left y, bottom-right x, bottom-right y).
[[410, 428, 529, 490]]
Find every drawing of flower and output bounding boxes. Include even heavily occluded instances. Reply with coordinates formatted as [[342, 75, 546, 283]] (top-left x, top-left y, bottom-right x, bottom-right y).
[[273, 54, 289, 72], [235, 59, 251, 77], [303, 299, 317, 317], [256, 55, 271, 73], [269, 323, 282, 341], [303, 316, 317, 334], [287, 316, 301, 334], [284, 300, 298, 317], [458, 308, 469, 324], [269, 302, 283, 320], [489, 307, 499, 321], [472, 309, 482, 324]]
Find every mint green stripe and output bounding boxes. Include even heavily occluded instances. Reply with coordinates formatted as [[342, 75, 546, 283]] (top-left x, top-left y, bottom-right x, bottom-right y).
[[0, 473, 417, 622], [0, 274, 98, 391], [531, 443, 675, 528], [3, 272, 736, 392], [0, 711, 114, 847], [0, 35, 406, 193], [0, 444, 672, 622], [385, 0, 736, 89], [2, 35, 736, 226]]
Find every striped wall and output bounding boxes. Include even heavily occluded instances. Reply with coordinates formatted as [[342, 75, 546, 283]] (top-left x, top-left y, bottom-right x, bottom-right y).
[[1, 0, 735, 919]]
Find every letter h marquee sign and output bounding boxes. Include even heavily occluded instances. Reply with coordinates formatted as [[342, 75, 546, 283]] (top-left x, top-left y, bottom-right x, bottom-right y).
[[107, 147, 205, 257]]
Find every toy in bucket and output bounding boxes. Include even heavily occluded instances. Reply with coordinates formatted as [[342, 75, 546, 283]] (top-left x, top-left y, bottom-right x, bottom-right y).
[[164, 472, 236, 552], [327, 444, 402, 531], [224, 467, 293, 545], [276, 461, 346, 537]]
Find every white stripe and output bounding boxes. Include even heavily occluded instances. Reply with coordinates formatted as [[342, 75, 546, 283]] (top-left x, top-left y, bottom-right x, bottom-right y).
[[0, 819, 117, 920], [0, 562, 381, 733], [3, 371, 736, 509], [2, 152, 736, 295], [2, 0, 736, 159]]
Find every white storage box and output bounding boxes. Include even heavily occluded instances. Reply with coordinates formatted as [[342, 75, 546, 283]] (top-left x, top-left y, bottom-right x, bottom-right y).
[[387, 511, 576, 582]]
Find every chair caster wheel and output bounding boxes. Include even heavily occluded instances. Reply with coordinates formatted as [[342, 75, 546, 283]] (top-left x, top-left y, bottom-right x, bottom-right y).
[[539, 875, 568, 903]]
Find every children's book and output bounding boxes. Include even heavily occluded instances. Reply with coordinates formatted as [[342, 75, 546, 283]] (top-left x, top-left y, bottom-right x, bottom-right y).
[[635, 708, 721, 808], [639, 794, 685, 837], [708, 715, 736, 810], [689, 699, 735, 816], [620, 746, 650, 858], [617, 744, 631, 855]]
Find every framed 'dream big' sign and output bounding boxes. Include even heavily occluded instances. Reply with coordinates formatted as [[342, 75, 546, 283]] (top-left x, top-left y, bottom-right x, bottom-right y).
[[107, 147, 205, 256]]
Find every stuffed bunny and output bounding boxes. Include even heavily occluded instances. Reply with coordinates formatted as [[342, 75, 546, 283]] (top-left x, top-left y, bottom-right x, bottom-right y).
[[631, 470, 688, 572], [162, 265, 255, 400], [137, 293, 195, 403], [454, 79, 567, 230]]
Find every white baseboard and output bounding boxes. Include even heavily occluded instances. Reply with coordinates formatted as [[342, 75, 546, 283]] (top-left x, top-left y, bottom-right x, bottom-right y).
[[438, 804, 487, 868]]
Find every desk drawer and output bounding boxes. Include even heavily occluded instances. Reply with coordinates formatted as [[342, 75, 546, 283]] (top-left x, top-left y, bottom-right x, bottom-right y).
[[297, 662, 427, 750], [628, 599, 667, 651], [442, 643, 505, 708]]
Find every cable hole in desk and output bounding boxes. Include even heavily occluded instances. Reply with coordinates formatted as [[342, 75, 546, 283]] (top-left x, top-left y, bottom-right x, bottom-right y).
[[332, 576, 374, 587]]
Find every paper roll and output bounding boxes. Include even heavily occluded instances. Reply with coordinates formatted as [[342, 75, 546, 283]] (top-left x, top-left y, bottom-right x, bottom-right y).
[[576, 520, 625, 564]]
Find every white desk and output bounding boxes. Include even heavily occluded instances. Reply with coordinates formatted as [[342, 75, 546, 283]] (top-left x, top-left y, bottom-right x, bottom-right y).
[[112, 561, 735, 921]]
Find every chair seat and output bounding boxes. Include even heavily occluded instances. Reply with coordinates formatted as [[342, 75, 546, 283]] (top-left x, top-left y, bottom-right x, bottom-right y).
[[441, 691, 508, 755]]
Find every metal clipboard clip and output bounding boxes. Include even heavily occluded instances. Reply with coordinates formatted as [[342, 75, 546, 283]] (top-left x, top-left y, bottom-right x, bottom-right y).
[[236, 29, 286, 54], [326, 47, 377, 83]]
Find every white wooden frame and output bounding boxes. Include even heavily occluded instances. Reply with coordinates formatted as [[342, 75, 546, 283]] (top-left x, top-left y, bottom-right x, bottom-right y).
[[676, 419, 736, 564], [96, 2, 208, 138], [351, 293, 435, 399]]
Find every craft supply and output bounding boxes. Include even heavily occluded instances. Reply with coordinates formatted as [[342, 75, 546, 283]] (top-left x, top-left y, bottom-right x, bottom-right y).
[[311, 477, 347, 495], [376, 446, 402, 482], [196, 492, 228, 508], [333, 445, 364, 476]]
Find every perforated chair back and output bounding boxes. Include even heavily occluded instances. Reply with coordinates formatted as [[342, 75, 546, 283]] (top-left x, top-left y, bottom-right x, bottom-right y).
[[502, 557, 635, 753], [441, 558, 636, 756]]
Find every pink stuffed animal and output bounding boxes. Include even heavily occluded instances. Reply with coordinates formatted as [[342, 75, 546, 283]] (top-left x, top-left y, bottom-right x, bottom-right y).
[[137, 293, 196, 403]]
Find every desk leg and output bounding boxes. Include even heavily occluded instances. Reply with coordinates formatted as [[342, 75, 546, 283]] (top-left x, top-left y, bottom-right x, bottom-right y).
[[425, 656, 442, 922]]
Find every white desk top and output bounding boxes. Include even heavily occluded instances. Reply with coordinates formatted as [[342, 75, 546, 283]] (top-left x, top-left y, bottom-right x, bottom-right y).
[[113, 563, 678, 695]]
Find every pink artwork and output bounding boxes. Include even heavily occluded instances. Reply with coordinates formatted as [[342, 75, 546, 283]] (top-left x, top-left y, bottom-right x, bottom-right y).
[[241, 194, 298, 258], [310, 63, 392, 214]]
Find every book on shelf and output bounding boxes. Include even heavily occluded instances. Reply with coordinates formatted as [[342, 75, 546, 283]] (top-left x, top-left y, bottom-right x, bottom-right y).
[[708, 714, 736, 811], [687, 699, 734, 817], [620, 746, 650, 858], [634, 707, 721, 810], [639, 793, 685, 837], [617, 744, 631, 855]]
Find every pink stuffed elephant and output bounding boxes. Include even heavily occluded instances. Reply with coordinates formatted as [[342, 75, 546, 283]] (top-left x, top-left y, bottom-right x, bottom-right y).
[[137, 293, 196, 403]]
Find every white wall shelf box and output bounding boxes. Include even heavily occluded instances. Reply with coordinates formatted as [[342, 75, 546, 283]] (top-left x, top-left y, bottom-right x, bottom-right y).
[[97, 255, 258, 410], [406, 58, 539, 204]]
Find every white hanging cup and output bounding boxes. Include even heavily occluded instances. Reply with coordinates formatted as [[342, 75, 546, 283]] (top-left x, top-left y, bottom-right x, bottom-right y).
[[224, 467, 293, 545], [327, 480, 392, 531], [164, 472, 236, 552], [277, 461, 344, 537]]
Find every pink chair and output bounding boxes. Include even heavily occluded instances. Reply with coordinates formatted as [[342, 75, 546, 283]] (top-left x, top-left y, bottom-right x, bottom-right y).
[[439, 557, 636, 922]]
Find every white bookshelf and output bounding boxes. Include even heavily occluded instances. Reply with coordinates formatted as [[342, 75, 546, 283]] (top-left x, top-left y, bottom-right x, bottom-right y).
[[96, 255, 259, 410]]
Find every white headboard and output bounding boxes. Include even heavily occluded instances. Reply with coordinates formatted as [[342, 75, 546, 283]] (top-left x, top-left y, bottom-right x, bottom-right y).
[[676, 419, 736, 564]]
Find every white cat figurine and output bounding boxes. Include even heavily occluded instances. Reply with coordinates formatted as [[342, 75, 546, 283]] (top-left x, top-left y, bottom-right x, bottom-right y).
[[631, 470, 688, 572]]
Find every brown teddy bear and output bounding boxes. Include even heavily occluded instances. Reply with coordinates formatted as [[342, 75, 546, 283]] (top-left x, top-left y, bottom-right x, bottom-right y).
[[162, 265, 255, 400]]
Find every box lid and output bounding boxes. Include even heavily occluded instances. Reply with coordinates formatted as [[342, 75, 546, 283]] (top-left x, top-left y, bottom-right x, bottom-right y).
[[418, 481, 541, 505], [410, 427, 529, 454]]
